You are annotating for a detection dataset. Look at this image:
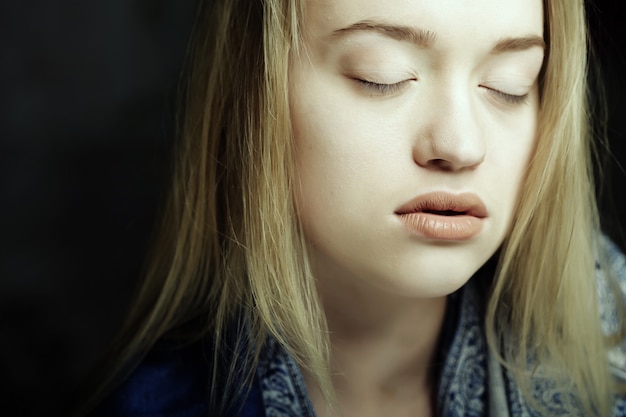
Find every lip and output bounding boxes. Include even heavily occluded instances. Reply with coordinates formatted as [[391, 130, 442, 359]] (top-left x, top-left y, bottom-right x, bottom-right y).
[[394, 192, 487, 241]]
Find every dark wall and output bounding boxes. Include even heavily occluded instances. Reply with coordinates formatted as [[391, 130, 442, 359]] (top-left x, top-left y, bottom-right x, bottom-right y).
[[587, 0, 626, 243], [0, 1, 199, 415], [0, 1, 624, 416]]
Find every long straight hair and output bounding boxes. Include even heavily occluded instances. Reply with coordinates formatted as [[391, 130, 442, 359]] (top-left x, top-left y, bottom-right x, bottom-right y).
[[81, 0, 621, 415], [485, 1, 620, 415]]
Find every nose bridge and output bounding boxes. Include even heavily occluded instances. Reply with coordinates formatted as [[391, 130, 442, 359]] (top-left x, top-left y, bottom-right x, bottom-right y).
[[413, 79, 486, 170]]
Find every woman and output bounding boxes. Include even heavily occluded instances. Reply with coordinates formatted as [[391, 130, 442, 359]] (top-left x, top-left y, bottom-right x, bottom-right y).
[[82, 0, 626, 415]]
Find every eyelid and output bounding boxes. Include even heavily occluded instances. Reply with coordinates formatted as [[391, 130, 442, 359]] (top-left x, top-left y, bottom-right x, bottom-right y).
[[353, 77, 415, 96], [480, 85, 529, 105]]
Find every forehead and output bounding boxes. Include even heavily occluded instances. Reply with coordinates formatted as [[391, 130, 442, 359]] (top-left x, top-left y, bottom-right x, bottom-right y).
[[302, 0, 544, 47]]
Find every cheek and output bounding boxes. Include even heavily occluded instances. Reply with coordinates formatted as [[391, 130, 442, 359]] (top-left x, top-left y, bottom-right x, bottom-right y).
[[495, 115, 538, 220], [512, 113, 538, 182], [290, 106, 376, 247], [498, 97, 538, 172], [290, 95, 338, 234], [289, 83, 368, 212]]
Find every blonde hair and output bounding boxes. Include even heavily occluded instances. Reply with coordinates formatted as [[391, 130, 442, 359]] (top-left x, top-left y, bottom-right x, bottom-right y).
[[82, 0, 621, 415], [485, 1, 620, 415]]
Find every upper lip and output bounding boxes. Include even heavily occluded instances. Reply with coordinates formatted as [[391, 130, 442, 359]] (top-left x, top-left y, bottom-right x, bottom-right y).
[[395, 191, 488, 218]]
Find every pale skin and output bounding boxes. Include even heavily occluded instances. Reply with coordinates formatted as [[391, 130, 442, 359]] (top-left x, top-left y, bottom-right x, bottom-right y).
[[309, 266, 447, 417], [290, 0, 545, 415]]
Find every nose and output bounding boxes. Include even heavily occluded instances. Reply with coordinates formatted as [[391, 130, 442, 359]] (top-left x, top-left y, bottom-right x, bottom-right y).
[[412, 88, 486, 171]]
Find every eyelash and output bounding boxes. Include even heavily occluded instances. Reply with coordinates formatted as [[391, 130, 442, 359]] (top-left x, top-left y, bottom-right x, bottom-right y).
[[482, 86, 529, 105], [355, 78, 529, 105], [355, 79, 411, 95]]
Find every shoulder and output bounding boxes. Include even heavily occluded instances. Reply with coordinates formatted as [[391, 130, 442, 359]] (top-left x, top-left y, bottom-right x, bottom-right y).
[[595, 235, 626, 415], [596, 234, 626, 343], [597, 234, 626, 338], [91, 340, 212, 417], [91, 336, 267, 417]]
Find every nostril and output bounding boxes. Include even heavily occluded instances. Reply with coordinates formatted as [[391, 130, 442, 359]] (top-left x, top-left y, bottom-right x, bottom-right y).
[[428, 158, 455, 171]]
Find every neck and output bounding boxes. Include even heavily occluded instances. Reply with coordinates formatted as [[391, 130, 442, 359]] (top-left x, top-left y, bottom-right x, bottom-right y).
[[308, 267, 448, 417], [324, 288, 447, 391]]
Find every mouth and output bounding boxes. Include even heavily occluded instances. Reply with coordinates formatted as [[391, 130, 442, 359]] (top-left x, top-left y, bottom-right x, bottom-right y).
[[423, 209, 468, 216], [395, 192, 487, 218], [395, 192, 487, 240]]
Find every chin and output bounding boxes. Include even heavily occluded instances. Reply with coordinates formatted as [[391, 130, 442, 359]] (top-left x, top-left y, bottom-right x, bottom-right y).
[[371, 266, 480, 299], [380, 247, 494, 297]]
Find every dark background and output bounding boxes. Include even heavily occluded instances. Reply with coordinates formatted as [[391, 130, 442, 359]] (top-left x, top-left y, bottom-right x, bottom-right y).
[[0, 1, 199, 415], [0, 1, 624, 416]]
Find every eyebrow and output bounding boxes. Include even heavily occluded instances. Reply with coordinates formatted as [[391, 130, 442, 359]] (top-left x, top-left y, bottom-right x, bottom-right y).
[[331, 20, 545, 53], [332, 21, 437, 47], [492, 36, 546, 52]]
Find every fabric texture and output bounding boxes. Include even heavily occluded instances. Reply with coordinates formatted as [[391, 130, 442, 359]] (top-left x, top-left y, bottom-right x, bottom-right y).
[[93, 236, 626, 416]]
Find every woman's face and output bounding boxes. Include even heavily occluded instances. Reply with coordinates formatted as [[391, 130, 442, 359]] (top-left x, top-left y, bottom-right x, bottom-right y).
[[290, 0, 544, 298]]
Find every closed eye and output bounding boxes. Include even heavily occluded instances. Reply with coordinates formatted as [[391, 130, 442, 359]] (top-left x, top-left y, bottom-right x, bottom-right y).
[[480, 85, 529, 105], [354, 78, 413, 96]]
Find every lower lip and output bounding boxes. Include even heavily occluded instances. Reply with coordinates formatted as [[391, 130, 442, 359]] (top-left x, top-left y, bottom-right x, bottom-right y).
[[397, 212, 483, 240]]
